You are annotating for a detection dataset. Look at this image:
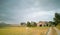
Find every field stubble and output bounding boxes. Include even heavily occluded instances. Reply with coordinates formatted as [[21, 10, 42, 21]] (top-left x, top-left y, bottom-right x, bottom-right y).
[[0, 27, 49, 35]]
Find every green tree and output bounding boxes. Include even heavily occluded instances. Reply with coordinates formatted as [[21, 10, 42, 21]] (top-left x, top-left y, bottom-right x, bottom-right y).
[[31, 21, 37, 27], [20, 22, 26, 26], [49, 21, 55, 26], [27, 21, 31, 27], [54, 13, 60, 26]]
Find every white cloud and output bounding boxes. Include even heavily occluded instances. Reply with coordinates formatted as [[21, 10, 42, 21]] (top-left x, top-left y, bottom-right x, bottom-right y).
[[22, 10, 55, 22]]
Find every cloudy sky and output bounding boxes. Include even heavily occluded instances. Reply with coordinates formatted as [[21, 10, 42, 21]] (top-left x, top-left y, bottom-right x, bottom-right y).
[[0, 0, 60, 24]]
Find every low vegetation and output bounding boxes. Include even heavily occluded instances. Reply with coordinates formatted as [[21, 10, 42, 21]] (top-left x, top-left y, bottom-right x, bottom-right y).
[[56, 23, 60, 30], [0, 27, 49, 35]]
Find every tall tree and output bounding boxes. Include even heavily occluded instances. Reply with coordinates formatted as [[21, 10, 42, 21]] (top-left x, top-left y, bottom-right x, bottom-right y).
[[27, 21, 31, 27], [54, 13, 60, 26]]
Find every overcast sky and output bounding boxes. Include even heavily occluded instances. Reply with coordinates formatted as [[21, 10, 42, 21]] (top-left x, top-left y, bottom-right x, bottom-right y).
[[0, 0, 60, 24]]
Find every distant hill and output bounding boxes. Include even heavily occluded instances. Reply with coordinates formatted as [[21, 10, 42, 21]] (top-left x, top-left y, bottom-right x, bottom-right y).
[[0, 22, 11, 27], [0, 22, 19, 27]]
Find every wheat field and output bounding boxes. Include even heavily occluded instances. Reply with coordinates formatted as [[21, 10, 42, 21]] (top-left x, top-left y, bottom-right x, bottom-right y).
[[0, 27, 49, 35]]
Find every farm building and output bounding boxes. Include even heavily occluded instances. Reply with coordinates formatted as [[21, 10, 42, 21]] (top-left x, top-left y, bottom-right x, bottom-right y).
[[37, 21, 48, 27]]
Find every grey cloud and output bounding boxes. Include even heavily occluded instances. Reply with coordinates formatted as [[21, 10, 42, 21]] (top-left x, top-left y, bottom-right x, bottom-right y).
[[0, 0, 60, 24]]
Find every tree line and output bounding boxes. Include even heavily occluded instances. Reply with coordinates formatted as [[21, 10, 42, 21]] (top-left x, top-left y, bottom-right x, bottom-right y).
[[20, 21, 37, 27]]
